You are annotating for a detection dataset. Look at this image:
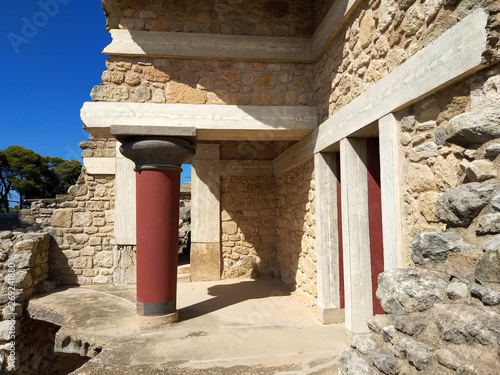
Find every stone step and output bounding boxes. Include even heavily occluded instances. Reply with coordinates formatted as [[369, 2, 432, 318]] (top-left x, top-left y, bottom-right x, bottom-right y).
[[177, 264, 190, 283]]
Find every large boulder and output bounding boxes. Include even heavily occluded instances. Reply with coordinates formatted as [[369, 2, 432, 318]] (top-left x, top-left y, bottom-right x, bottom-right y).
[[435, 183, 498, 227], [376, 268, 448, 314], [411, 232, 472, 264], [436, 109, 500, 147]]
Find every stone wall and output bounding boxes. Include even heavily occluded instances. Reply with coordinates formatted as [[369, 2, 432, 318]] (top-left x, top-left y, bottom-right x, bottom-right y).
[[0, 231, 50, 373], [116, 0, 315, 37], [313, 0, 496, 123], [275, 159, 317, 307], [338, 64, 500, 375], [220, 175, 279, 279], [92, 57, 315, 107]]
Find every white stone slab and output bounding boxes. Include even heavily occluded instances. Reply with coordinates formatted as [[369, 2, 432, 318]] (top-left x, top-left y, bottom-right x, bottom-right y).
[[81, 102, 317, 141], [379, 114, 403, 270], [314, 152, 343, 323], [340, 138, 373, 334], [274, 9, 489, 174], [114, 142, 136, 245], [103, 29, 311, 62], [82, 157, 115, 175]]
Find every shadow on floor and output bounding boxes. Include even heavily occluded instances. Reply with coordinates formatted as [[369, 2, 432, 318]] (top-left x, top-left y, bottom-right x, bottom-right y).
[[179, 279, 291, 321]]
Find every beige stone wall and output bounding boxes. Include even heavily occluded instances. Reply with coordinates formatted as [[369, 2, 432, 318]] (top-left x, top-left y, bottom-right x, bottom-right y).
[[79, 136, 116, 158], [314, 0, 468, 123], [92, 57, 315, 106], [397, 63, 500, 265], [119, 0, 315, 37], [220, 175, 279, 278], [275, 159, 317, 307]]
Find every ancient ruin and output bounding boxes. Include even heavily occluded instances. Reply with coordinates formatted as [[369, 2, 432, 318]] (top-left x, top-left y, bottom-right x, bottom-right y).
[[1, 0, 500, 373]]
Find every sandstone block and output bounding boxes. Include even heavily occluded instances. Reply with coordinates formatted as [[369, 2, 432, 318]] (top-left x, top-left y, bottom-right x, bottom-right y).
[[13, 240, 35, 253], [359, 10, 375, 48], [51, 209, 73, 228], [407, 163, 434, 192], [165, 81, 206, 104], [89, 85, 129, 102], [73, 212, 93, 227], [465, 159, 497, 182]]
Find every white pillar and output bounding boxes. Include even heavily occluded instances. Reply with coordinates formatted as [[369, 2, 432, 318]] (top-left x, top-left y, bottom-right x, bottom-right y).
[[379, 114, 403, 270], [340, 138, 373, 334], [314, 152, 344, 324], [191, 144, 221, 281], [115, 141, 137, 245]]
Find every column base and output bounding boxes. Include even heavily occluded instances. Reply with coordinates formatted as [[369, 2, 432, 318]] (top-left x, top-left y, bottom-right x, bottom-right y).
[[137, 301, 177, 316], [135, 311, 179, 330], [317, 307, 345, 324]]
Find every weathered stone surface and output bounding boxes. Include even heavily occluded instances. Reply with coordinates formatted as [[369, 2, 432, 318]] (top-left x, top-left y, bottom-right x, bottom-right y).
[[485, 143, 500, 158], [411, 232, 472, 264], [445, 253, 478, 282], [338, 348, 371, 375], [483, 235, 500, 251], [407, 141, 438, 162], [51, 209, 73, 228], [165, 81, 207, 104], [492, 195, 500, 212], [407, 163, 435, 192], [436, 110, 500, 147], [464, 159, 497, 182], [393, 314, 426, 335], [475, 249, 500, 284], [376, 268, 448, 314], [372, 349, 401, 375], [476, 213, 500, 235], [435, 348, 461, 371], [434, 304, 497, 344], [446, 282, 468, 300], [90, 85, 129, 102], [435, 183, 499, 227], [7, 253, 32, 269], [351, 335, 377, 355], [381, 325, 398, 343], [397, 337, 433, 371], [471, 284, 500, 305], [367, 314, 391, 333]]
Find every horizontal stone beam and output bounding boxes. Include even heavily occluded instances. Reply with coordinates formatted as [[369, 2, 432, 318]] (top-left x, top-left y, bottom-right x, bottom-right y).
[[273, 9, 489, 175], [220, 160, 273, 177], [103, 30, 311, 62], [81, 102, 317, 141], [83, 157, 115, 175]]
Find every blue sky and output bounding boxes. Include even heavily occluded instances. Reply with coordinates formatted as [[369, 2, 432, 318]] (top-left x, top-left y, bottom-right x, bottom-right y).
[[0, 1, 191, 187]]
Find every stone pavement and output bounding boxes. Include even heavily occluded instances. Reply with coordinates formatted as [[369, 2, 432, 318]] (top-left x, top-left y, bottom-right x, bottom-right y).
[[26, 278, 347, 374]]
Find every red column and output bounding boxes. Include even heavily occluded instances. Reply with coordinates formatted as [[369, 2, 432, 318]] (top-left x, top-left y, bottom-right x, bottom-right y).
[[136, 169, 180, 316], [117, 136, 196, 318]]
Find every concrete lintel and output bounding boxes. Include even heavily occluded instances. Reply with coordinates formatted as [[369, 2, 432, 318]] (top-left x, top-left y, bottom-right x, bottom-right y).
[[81, 102, 317, 141], [379, 114, 403, 270], [103, 29, 311, 62], [110, 124, 196, 138], [220, 160, 273, 177], [83, 157, 115, 175], [273, 9, 489, 175]]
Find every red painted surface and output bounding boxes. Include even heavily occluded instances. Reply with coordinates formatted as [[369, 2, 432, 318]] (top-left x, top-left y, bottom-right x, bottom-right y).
[[336, 154, 345, 309], [135, 169, 180, 306], [367, 138, 384, 315]]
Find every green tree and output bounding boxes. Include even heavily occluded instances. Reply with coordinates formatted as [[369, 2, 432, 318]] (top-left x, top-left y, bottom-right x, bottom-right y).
[[0, 146, 82, 212]]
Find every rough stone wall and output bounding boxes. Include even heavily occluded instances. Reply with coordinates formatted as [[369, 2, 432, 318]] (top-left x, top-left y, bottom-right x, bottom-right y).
[[0, 231, 50, 373], [92, 57, 315, 107], [118, 0, 315, 37], [313, 0, 493, 123], [339, 64, 500, 375], [275, 159, 317, 307], [220, 175, 279, 279], [79, 136, 116, 158]]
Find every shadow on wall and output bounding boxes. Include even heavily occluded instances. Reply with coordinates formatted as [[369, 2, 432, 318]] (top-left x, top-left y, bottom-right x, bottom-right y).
[[46, 229, 79, 286]]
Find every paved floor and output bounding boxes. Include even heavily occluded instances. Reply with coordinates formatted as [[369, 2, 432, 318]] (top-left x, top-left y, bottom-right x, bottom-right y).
[[27, 278, 347, 374]]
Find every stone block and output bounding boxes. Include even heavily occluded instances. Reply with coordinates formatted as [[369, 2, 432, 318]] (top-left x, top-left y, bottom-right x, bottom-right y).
[[351, 335, 377, 355], [372, 349, 402, 375], [475, 249, 500, 284], [190, 242, 221, 281], [471, 284, 500, 306], [51, 209, 73, 228], [411, 232, 472, 264], [476, 213, 500, 235]]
